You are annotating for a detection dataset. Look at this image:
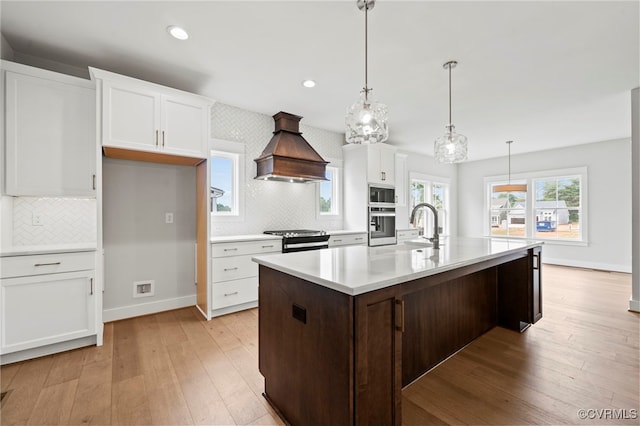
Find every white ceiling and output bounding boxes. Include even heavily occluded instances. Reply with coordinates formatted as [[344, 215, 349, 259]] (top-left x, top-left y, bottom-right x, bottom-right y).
[[1, 1, 638, 161]]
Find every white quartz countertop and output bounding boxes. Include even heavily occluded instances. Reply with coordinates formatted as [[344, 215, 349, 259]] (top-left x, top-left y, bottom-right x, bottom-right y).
[[211, 234, 282, 243], [253, 237, 542, 296], [0, 243, 97, 257]]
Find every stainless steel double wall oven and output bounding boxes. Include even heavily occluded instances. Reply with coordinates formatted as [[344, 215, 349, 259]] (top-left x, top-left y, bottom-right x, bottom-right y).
[[368, 184, 397, 246]]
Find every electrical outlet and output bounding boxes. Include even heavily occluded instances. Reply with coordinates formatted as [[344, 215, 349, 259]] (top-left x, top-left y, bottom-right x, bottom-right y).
[[165, 212, 174, 224], [32, 212, 44, 226]]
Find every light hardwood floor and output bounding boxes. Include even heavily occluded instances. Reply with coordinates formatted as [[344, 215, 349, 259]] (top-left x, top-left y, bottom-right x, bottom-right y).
[[1, 265, 638, 425]]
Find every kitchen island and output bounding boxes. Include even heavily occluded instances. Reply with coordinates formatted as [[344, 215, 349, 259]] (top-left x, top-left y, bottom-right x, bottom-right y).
[[253, 237, 542, 426]]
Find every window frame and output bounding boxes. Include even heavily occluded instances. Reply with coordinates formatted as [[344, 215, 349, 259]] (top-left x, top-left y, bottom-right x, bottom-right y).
[[409, 172, 451, 237], [316, 159, 342, 219], [484, 166, 588, 245], [210, 139, 245, 223]]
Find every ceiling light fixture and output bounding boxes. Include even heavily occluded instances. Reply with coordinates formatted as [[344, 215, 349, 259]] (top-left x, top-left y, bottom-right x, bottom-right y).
[[167, 25, 189, 41], [345, 0, 388, 144], [302, 79, 316, 88], [493, 141, 527, 192], [434, 60, 468, 163]]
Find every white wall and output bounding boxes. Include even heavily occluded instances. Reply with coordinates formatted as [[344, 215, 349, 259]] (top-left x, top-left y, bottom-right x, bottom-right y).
[[631, 88, 639, 312], [458, 139, 632, 272], [102, 158, 197, 321], [210, 103, 345, 235]]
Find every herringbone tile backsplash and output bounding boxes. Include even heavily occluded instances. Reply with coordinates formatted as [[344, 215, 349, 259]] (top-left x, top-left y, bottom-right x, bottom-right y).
[[12, 197, 97, 246]]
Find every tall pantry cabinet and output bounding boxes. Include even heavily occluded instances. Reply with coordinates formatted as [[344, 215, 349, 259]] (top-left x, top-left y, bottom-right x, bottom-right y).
[[0, 60, 101, 364]]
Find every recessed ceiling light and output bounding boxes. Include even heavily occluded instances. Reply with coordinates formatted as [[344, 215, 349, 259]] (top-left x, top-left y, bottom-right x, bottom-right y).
[[167, 25, 189, 40], [302, 79, 316, 88]]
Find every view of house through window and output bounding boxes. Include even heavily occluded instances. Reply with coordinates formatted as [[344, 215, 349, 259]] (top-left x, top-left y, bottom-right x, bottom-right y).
[[210, 151, 238, 215], [488, 170, 584, 242], [410, 175, 449, 236]]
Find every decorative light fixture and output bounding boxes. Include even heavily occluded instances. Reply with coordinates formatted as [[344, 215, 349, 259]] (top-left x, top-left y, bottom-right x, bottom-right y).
[[493, 141, 527, 192], [345, 0, 388, 144], [434, 60, 468, 163], [167, 25, 189, 40]]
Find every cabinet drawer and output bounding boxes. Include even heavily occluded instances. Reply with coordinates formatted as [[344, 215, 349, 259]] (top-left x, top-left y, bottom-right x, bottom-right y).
[[397, 229, 420, 241], [211, 255, 257, 283], [329, 234, 367, 247], [211, 277, 258, 310], [0, 251, 95, 278], [211, 240, 281, 258]]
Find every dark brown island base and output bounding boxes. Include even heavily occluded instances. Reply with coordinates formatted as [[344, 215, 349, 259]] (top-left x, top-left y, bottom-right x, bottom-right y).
[[254, 238, 542, 425]]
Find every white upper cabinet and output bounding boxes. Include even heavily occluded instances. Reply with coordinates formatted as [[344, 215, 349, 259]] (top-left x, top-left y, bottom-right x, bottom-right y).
[[3, 61, 96, 196], [366, 143, 396, 185], [92, 68, 211, 159]]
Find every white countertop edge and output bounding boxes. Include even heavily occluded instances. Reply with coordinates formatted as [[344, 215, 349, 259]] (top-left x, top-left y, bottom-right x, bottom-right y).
[[253, 239, 543, 296], [0, 245, 98, 257], [210, 234, 283, 243]]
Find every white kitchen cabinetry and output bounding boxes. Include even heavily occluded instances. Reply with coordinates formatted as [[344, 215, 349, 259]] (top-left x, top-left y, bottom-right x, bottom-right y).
[[397, 228, 420, 241], [343, 143, 398, 233], [329, 233, 367, 247], [367, 143, 397, 185], [2, 61, 96, 196], [90, 67, 211, 159], [210, 238, 280, 317], [395, 153, 408, 206], [0, 251, 97, 360]]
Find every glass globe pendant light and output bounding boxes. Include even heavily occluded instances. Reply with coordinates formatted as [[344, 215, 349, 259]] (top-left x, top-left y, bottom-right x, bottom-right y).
[[345, 0, 389, 144], [434, 60, 468, 163]]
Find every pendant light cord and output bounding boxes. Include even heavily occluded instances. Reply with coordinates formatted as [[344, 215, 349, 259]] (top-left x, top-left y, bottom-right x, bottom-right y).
[[364, 1, 369, 100], [448, 63, 452, 126]]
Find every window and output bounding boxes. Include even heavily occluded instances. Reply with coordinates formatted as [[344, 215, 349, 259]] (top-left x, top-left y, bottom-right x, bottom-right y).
[[533, 176, 582, 241], [489, 181, 527, 238], [210, 139, 245, 220], [409, 173, 450, 236], [485, 167, 587, 243], [211, 151, 238, 215], [319, 166, 339, 216]]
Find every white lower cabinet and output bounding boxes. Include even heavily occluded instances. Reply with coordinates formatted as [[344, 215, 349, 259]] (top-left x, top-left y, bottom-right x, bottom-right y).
[[210, 238, 280, 317], [0, 251, 97, 359], [329, 233, 367, 247]]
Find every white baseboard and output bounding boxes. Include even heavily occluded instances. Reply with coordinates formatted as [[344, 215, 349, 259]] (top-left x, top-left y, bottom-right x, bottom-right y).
[[211, 300, 258, 318], [103, 295, 197, 322], [629, 298, 640, 313], [542, 257, 632, 273]]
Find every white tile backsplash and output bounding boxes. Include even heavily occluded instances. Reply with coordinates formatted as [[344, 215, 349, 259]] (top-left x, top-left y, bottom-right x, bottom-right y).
[[211, 103, 344, 235], [12, 197, 97, 246]]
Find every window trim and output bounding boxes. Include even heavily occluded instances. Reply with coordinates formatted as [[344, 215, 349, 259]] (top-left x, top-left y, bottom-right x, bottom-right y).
[[210, 139, 245, 223], [484, 166, 588, 245]]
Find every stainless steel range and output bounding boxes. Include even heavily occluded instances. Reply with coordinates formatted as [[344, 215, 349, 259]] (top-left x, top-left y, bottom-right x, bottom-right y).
[[264, 229, 330, 253]]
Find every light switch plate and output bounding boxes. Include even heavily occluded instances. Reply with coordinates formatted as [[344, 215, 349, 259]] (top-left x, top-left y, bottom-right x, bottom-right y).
[[165, 212, 174, 224], [32, 212, 44, 226]]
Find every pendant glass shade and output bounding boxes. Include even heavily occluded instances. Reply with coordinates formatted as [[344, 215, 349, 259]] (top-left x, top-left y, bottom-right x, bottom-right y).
[[434, 124, 468, 163], [345, 90, 389, 144]]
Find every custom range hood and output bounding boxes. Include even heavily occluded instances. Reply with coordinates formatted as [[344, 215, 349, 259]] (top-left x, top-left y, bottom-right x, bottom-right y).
[[254, 112, 329, 183]]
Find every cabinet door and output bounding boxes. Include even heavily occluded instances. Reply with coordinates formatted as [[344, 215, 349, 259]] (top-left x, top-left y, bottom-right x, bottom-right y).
[[0, 271, 96, 354], [5, 71, 96, 196], [367, 144, 396, 185], [161, 94, 208, 158], [102, 79, 161, 152], [395, 154, 407, 205]]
